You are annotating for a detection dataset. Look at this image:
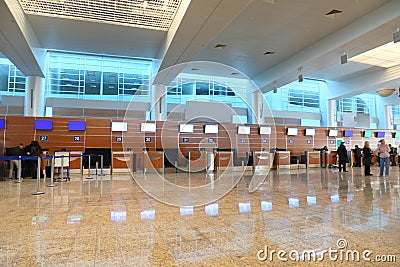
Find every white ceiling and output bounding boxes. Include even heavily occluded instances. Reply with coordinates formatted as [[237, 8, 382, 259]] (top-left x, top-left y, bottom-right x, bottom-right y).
[[1, 0, 399, 99]]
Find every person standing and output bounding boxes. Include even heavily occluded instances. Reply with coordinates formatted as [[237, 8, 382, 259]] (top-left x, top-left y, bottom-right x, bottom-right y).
[[389, 144, 397, 166], [30, 141, 42, 178], [7, 143, 24, 179], [362, 141, 373, 176], [375, 139, 390, 176], [353, 145, 362, 167], [337, 142, 348, 172]]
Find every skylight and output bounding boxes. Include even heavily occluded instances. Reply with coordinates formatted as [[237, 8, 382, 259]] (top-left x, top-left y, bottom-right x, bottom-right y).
[[18, 0, 183, 31], [349, 41, 400, 68]]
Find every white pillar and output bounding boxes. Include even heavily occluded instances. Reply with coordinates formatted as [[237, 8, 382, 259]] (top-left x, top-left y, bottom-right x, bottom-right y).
[[328, 99, 337, 127], [385, 105, 393, 130], [24, 76, 45, 117], [251, 91, 263, 124], [151, 84, 166, 121]]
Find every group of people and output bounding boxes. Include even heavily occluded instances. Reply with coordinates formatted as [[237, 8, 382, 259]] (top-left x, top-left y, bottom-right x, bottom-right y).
[[7, 141, 42, 179], [336, 139, 391, 176]]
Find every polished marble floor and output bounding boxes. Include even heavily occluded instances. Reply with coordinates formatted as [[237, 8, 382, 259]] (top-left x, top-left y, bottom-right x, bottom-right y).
[[0, 165, 399, 266]]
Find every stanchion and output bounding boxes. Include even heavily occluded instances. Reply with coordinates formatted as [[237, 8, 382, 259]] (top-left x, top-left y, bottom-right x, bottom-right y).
[[15, 156, 22, 183], [100, 155, 105, 176], [47, 156, 56, 187], [95, 161, 98, 181], [60, 155, 64, 181], [32, 157, 45, 195], [86, 154, 93, 179]]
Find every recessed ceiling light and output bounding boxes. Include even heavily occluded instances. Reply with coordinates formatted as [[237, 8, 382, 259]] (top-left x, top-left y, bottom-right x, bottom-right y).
[[263, 0, 279, 4], [215, 44, 227, 50], [325, 9, 343, 18], [263, 51, 275, 55]]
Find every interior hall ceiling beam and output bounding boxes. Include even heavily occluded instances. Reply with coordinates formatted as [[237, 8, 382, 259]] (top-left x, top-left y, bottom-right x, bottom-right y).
[[154, 0, 253, 85], [253, 0, 400, 94], [0, 0, 45, 77], [327, 64, 400, 100]]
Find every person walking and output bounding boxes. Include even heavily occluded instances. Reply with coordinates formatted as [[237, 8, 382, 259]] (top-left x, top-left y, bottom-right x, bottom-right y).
[[362, 141, 373, 176], [337, 142, 348, 172], [375, 139, 390, 176]]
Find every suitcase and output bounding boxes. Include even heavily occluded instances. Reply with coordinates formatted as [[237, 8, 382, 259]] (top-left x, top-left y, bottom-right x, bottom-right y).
[[0, 162, 7, 181], [46, 166, 51, 178]]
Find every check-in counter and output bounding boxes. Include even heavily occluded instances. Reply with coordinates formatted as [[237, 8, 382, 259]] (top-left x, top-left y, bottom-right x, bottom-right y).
[[188, 151, 208, 172], [253, 151, 272, 171], [143, 151, 164, 173], [69, 151, 82, 172], [328, 151, 337, 166], [274, 151, 290, 169], [112, 151, 134, 173], [306, 151, 320, 168], [215, 151, 233, 171]]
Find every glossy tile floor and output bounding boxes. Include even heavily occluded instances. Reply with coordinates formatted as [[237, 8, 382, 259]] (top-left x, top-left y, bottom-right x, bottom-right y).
[[0, 165, 399, 266]]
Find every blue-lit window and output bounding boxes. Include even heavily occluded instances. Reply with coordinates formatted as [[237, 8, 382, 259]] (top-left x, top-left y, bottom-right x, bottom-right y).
[[265, 79, 322, 112], [47, 51, 153, 100], [337, 97, 371, 114], [0, 60, 26, 94]]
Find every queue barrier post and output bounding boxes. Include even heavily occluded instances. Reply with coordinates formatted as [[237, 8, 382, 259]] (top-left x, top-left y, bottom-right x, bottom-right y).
[[60, 155, 64, 181], [32, 156, 45, 195], [95, 161, 98, 181], [15, 156, 22, 183], [100, 155, 105, 176], [86, 154, 93, 179], [47, 156, 56, 187]]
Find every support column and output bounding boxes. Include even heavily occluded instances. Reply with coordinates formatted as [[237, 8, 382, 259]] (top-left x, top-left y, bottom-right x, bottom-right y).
[[250, 91, 264, 124], [24, 76, 45, 117], [327, 99, 337, 127], [151, 84, 166, 121], [385, 105, 393, 130]]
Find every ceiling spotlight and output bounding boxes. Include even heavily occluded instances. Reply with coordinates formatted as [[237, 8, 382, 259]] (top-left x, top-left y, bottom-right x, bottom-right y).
[[340, 53, 348, 64], [298, 67, 303, 82], [273, 81, 278, 93], [394, 28, 400, 43]]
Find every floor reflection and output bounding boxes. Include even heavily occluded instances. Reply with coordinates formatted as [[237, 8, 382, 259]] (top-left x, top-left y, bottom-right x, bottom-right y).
[[0, 165, 399, 266]]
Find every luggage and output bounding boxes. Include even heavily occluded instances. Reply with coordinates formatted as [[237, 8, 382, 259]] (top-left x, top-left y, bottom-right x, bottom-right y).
[[46, 166, 51, 178], [0, 162, 7, 181]]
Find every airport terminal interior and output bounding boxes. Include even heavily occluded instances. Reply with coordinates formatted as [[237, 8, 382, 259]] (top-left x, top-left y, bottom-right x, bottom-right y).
[[0, 0, 400, 266]]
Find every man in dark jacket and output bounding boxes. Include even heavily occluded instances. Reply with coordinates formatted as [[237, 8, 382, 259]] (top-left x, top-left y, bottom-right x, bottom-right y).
[[353, 145, 362, 167], [337, 142, 348, 172], [7, 143, 24, 179]]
